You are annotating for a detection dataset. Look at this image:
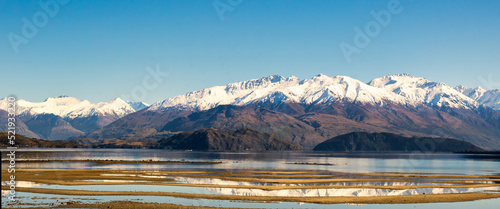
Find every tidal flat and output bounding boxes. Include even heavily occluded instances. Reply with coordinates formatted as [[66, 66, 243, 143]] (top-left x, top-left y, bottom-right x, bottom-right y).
[[2, 149, 500, 208], [2, 167, 500, 208]]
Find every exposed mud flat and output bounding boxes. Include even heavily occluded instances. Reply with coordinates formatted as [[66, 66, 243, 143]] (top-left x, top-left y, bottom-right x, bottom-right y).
[[2, 168, 500, 208]]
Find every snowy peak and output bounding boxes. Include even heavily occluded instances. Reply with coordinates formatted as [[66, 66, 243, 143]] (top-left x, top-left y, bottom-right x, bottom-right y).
[[126, 101, 150, 111], [42, 95, 84, 104], [0, 96, 142, 119], [369, 74, 478, 109], [151, 75, 302, 111], [455, 85, 500, 110], [150, 73, 499, 113], [453, 85, 469, 95], [149, 74, 417, 111], [454, 86, 487, 100]]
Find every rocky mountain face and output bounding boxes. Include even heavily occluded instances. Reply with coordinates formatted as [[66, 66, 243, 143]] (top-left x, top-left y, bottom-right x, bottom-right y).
[[156, 128, 301, 151], [313, 132, 484, 152]]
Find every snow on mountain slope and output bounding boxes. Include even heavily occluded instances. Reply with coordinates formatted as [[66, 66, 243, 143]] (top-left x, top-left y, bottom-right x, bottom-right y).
[[455, 86, 500, 110], [149, 74, 418, 111], [0, 95, 137, 119], [126, 101, 150, 111], [368, 73, 478, 109]]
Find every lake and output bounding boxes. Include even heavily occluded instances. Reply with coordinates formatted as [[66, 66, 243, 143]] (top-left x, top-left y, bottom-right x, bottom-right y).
[[1, 149, 500, 208]]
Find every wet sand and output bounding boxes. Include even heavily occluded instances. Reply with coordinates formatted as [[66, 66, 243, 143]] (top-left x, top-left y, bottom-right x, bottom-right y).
[[29, 201, 240, 209]]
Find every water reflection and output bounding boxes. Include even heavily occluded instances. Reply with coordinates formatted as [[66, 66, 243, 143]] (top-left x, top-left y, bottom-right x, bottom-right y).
[[172, 177, 500, 197], [6, 191, 500, 209], [175, 177, 458, 187], [2, 149, 500, 208], [1, 181, 41, 196], [2, 149, 500, 175], [206, 186, 500, 197]]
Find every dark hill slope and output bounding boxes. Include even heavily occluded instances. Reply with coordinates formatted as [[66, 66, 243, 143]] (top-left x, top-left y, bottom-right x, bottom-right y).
[[157, 128, 301, 151], [161, 105, 323, 148], [313, 132, 484, 152], [0, 132, 80, 148]]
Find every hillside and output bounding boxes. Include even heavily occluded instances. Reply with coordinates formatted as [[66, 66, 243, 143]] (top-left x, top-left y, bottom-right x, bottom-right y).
[[157, 128, 301, 151], [0, 132, 80, 148], [0, 96, 149, 140], [313, 132, 484, 152]]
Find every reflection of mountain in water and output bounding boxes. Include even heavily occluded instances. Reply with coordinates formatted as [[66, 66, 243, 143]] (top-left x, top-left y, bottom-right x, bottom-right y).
[[176, 177, 463, 187], [175, 177, 500, 197], [1, 181, 41, 196], [207, 187, 481, 197]]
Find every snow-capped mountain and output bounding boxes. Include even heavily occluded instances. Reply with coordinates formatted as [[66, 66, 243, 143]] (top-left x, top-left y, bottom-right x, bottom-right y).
[[149, 74, 418, 111], [454, 86, 500, 110], [86, 73, 500, 150], [0, 96, 148, 140], [0, 95, 136, 119], [4, 73, 499, 149], [368, 73, 478, 109]]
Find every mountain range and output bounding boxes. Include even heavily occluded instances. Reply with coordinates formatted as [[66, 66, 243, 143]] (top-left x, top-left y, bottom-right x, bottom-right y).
[[2, 73, 500, 150], [0, 96, 149, 140]]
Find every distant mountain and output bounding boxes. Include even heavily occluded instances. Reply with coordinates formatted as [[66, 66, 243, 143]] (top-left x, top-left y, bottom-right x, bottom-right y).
[[454, 85, 500, 110], [23, 113, 84, 140], [368, 73, 478, 109], [1, 96, 136, 119], [0, 109, 40, 139], [149, 74, 417, 111], [313, 132, 484, 152], [0, 96, 148, 140], [157, 128, 301, 151]]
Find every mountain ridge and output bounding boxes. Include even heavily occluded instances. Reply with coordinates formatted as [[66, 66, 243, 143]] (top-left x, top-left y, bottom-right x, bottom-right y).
[[0, 96, 150, 140], [84, 73, 500, 150], [3, 74, 499, 149]]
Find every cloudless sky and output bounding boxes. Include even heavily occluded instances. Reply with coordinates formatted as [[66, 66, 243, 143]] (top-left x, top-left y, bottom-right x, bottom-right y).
[[1, 0, 499, 104]]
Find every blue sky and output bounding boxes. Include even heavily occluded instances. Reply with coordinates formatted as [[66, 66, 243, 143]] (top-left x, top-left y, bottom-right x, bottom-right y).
[[1, 0, 499, 104]]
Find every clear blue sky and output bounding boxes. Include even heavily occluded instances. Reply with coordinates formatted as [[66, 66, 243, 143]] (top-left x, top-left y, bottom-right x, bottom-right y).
[[1, 0, 499, 104]]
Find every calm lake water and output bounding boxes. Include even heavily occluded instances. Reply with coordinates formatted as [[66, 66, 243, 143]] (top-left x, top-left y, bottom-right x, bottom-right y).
[[3, 149, 500, 174], [2, 149, 500, 208]]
